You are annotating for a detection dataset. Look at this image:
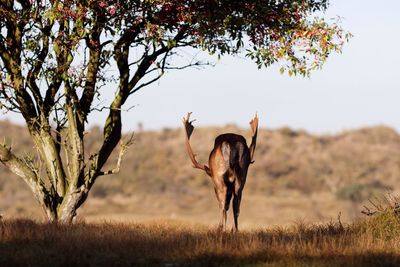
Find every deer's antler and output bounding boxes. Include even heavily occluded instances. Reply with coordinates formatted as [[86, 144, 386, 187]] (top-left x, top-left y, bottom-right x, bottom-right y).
[[182, 112, 211, 176], [249, 113, 259, 163]]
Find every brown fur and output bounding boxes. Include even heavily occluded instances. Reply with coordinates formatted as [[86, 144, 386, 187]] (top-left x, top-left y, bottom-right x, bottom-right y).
[[183, 113, 258, 231]]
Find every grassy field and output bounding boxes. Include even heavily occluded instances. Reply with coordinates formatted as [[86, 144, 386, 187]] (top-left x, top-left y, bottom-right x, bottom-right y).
[[2, 121, 400, 266], [1, 208, 400, 267]]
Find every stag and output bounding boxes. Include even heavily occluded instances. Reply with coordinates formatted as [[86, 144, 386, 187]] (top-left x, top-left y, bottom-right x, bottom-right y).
[[183, 113, 258, 232]]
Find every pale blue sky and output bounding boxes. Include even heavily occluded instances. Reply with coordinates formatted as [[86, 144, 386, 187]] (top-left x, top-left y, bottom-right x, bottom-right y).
[[119, 0, 400, 133], [4, 0, 400, 133]]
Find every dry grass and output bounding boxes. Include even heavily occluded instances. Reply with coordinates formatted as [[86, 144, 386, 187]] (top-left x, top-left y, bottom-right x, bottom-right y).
[[1, 211, 400, 267]]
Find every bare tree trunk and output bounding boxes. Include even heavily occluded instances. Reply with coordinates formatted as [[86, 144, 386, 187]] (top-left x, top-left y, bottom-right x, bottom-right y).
[[57, 190, 87, 223], [32, 181, 88, 223]]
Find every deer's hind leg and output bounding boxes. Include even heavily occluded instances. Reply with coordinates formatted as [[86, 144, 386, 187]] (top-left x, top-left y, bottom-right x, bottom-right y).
[[215, 187, 230, 231], [232, 176, 246, 232], [214, 177, 233, 232], [232, 192, 242, 232]]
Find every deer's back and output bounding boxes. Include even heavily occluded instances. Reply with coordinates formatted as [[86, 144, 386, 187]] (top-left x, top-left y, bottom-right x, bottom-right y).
[[209, 133, 250, 180]]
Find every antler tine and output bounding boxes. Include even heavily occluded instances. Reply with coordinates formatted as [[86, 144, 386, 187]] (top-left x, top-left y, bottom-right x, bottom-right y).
[[249, 112, 259, 163], [182, 112, 211, 176], [182, 112, 195, 139], [249, 112, 258, 135]]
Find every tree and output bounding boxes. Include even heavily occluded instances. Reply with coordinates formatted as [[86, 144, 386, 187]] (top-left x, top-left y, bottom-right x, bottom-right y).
[[0, 0, 350, 223]]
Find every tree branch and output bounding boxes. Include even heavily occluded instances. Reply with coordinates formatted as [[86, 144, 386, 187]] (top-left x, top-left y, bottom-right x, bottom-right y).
[[129, 73, 164, 96], [1, 6, 38, 122], [26, 23, 53, 113], [64, 100, 85, 188], [79, 22, 102, 123], [43, 20, 73, 116], [0, 142, 50, 207], [30, 126, 67, 197], [127, 26, 188, 92], [0, 143, 38, 182], [87, 26, 141, 178], [90, 27, 189, 179], [98, 134, 134, 176]]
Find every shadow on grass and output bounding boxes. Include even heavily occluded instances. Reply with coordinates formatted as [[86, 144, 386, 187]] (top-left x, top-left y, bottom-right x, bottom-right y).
[[0, 219, 399, 267]]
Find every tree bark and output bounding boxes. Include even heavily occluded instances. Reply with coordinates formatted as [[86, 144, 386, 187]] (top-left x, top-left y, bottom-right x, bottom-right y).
[[57, 189, 87, 223], [0, 143, 59, 221]]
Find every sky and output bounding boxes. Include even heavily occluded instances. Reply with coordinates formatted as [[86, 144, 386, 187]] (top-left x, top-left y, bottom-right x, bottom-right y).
[[3, 0, 400, 134]]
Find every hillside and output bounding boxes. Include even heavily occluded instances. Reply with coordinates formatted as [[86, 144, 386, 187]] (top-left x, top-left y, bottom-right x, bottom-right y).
[[1, 120, 399, 226]]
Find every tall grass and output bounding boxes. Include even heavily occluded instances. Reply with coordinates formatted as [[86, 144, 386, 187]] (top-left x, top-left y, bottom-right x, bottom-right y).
[[1, 213, 400, 267]]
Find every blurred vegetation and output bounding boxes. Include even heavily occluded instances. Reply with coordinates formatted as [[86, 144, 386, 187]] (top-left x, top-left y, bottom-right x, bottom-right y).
[[336, 181, 390, 203], [0, 120, 399, 198], [1, 120, 400, 224]]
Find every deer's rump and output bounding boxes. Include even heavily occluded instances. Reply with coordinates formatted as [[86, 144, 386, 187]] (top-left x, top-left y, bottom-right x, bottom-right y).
[[215, 134, 250, 183]]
